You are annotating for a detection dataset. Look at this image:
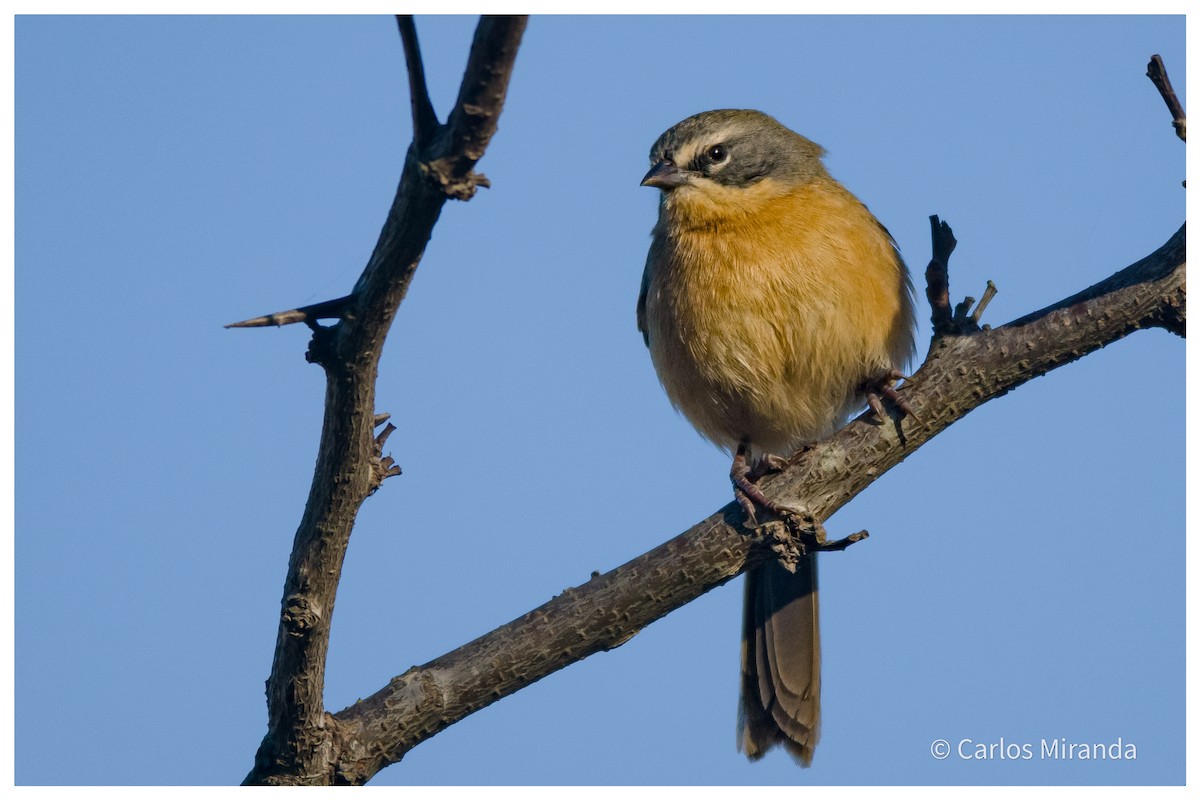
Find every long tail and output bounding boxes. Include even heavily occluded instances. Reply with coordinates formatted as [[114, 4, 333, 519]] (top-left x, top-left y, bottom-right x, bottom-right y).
[[737, 554, 821, 766]]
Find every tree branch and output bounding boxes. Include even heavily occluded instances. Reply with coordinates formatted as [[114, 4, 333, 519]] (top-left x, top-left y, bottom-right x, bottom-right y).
[[242, 16, 527, 786], [924, 215, 957, 335], [326, 223, 1184, 783], [224, 294, 353, 329], [226, 16, 527, 331], [1147, 54, 1186, 142], [396, 15, 438, 146]]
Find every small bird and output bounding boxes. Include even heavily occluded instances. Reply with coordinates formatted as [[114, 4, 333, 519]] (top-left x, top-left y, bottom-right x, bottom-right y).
[[637, 109, 915, 765]]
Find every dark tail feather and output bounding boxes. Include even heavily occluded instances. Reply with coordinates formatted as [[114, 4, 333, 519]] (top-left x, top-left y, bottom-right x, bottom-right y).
[[737, 554, 821, 766]]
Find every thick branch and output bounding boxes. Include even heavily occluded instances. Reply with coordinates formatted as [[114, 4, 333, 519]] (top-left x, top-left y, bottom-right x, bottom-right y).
[[244, 16, 527, 786], [327, 224, 1185, 783]]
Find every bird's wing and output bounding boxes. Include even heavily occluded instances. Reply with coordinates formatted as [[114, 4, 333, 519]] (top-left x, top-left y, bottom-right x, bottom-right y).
[[636, 250, 652, 348]]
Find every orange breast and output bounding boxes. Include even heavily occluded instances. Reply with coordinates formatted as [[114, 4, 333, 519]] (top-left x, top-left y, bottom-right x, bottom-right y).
[[644, 177, 915, 457]]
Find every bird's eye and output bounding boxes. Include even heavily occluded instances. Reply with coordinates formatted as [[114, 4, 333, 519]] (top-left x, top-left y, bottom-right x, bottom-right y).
[[706, 144, 728, 163]]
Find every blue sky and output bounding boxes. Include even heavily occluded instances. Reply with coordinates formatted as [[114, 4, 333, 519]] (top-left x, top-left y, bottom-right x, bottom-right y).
[[14, 13, 1186, 786]]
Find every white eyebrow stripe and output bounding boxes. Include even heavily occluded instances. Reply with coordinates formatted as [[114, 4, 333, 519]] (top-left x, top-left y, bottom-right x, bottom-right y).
[[671, 121, 757, 168]]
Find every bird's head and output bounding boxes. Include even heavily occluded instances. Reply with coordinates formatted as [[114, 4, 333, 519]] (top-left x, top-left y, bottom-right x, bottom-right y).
[[641, 109, 828, 218]]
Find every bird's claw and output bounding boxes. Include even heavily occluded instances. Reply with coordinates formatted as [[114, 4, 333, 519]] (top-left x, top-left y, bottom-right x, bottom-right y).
[[862, 368, 919, 424], [731, 444, 795, 528], [730, 441, 868, 560]]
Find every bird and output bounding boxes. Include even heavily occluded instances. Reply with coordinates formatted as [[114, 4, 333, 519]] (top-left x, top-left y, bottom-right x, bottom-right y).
[[636, 109, 916, 765]]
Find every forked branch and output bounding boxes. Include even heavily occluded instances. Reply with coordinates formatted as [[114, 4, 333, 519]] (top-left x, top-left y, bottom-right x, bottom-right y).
[[242, 16, 527, 786]]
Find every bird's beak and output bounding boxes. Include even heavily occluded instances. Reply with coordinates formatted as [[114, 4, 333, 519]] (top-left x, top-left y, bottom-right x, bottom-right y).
[[640, 161, 690, 189]]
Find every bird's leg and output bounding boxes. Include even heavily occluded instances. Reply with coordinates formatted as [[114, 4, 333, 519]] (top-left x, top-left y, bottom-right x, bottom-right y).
[[731, 441, 795, 528], [731, 441, 869, 561], [862, 368, 918, 423], [747, 452, 790, 480]]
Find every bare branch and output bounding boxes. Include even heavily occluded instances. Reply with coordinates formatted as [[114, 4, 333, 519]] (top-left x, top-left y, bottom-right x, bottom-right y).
[[327, 223, 1185, 783], [1147, 54, 1186, 142], [420, 15, 526, 200], [225, 294, 353, 329], [970, 280, 998, 325], [226, 16, 526, 332], [243, 16, 527, 786], [924, 215, 957, 335], [396, 15, 439, 145], [350, 15, 525, 335]]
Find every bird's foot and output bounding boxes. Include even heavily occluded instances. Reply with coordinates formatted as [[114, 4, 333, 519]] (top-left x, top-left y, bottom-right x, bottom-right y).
[[730, 442, 868, 568], [862, 368, 919, 424], [747, 452, 790, 479], [731, 444, 795, 527]]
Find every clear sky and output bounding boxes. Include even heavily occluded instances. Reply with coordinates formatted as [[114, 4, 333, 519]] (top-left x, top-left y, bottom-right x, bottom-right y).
[[14, 12, 1187, 787]]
